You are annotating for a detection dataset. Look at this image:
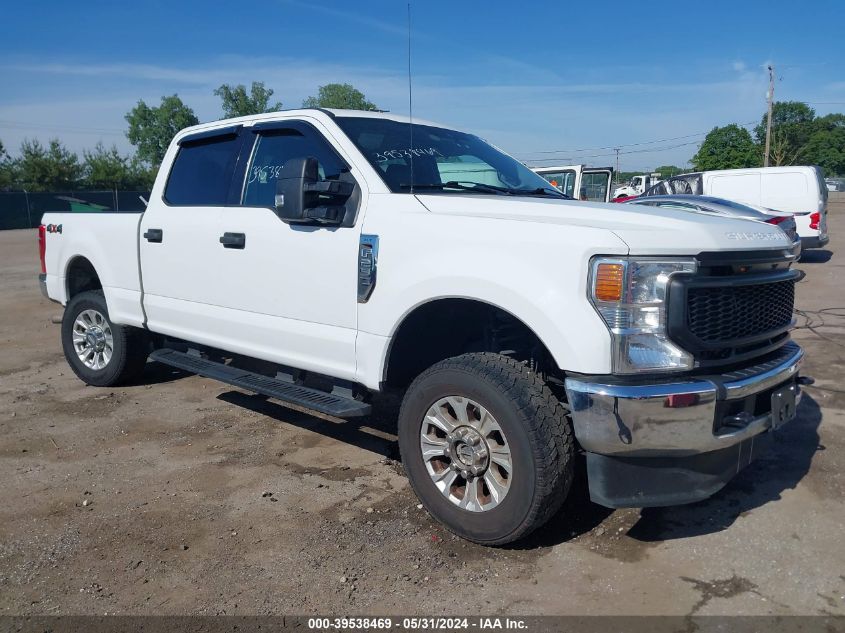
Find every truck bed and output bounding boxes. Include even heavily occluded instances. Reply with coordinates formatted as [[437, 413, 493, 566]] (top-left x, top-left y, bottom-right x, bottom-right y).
[[41, 211, 146, 328]]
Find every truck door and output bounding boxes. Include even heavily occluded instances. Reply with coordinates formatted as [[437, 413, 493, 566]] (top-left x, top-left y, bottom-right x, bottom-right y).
[[139, 125, 245, 344], [205, 120, 364, 381], [581, 168, 613, 202], [533, 166, 580, 198]]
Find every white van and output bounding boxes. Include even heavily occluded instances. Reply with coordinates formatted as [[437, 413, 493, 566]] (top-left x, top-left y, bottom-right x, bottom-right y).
[[642, 166, 829, 248], [532, 164, 614, 202]]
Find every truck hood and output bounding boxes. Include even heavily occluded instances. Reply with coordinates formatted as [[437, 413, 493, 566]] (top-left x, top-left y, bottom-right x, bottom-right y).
[[416, 194, 793, 255]]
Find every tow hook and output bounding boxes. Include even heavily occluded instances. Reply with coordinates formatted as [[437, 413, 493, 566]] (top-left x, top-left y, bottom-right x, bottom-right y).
[[796, 376, 815, 386]]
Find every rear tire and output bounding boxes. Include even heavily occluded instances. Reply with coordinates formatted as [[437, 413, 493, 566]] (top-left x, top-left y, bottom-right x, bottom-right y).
[[61, 290, 149, 387], [398, 352, 574, 545]]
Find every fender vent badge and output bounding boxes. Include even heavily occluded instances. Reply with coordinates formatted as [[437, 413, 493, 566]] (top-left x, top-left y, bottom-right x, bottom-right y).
[[358, 234, 379, 303]]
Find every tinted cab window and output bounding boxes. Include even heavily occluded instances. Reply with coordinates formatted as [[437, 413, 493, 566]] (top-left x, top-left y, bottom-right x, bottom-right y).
[[165, 132, 241, 205]]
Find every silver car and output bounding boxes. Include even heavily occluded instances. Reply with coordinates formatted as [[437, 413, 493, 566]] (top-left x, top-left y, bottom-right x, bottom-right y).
[[626, 194, 801, 253]]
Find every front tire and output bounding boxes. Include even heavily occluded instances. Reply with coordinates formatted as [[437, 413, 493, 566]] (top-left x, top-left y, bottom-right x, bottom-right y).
[[61, 290, 149, 387], [398, 352, 574, 545]]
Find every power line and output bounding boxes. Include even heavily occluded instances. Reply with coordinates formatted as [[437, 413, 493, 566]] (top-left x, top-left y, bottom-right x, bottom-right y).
[[526, 140, 705, 164], [517, 120, 758, 158]]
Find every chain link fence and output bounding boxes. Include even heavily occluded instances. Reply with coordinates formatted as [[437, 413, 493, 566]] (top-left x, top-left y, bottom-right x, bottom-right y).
[[0, 190, 150, 230]]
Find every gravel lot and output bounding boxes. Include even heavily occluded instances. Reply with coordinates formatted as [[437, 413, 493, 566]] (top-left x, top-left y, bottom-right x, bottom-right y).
[[1, 198, 844, 616]]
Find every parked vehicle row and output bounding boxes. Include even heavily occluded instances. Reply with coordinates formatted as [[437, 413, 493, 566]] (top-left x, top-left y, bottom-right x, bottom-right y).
[[640, 167, 829, 249], [611, 172, 663, 199], [627, 195, 803, 254], [39, 109, 809, 545], [538, 164, 831, 251], [825, 177, 845, 192], [531, 164, 614, 202]]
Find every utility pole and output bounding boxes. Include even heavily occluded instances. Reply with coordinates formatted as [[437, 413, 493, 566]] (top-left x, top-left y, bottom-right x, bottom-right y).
[[614, 148, 620, 187], [764, 64, 775, 167]]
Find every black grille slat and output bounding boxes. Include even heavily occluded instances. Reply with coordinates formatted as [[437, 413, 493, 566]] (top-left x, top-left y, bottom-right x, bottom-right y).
[[687, 280, 795, 343]]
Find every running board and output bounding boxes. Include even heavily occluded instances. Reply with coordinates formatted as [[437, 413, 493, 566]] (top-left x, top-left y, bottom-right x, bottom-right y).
[[149, 349, 372, 418]]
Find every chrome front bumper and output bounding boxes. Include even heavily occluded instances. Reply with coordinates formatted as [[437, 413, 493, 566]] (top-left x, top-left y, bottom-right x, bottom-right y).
[[564, 342, 804, 458]]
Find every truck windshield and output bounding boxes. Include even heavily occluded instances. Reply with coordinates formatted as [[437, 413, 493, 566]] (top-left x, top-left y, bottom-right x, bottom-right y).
[[334, 116, 561, 196]]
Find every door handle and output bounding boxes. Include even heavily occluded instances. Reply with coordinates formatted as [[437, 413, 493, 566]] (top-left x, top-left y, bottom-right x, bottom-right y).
[[219, 232, 246, 249], [143, 228, 163, 243]]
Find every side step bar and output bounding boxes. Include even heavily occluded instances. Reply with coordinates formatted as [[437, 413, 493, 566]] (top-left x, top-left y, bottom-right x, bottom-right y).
[[149, 349, 372, 418]]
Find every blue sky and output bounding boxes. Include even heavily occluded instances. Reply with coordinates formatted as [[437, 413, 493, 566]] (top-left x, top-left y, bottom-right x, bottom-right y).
[[1, 0, 843, 171]]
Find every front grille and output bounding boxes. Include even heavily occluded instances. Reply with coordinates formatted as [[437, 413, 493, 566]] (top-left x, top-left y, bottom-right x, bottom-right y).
[[667, 260, 799, 368], [687, 279, 795, 343]]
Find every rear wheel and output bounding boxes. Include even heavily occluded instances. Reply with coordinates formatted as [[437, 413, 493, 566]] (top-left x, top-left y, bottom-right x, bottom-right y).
[[61, 290, 149, 387], [398, 352, 574, 545]]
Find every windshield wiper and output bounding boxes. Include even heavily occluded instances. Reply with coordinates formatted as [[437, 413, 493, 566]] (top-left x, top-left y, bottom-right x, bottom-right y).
[[519, 187, 572, 199], [400, 182, 572, 199], [399, 181, 512, 195]]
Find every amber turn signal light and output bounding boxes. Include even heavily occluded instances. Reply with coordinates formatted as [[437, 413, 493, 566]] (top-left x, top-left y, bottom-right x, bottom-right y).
[[594, 263, 624, 302]]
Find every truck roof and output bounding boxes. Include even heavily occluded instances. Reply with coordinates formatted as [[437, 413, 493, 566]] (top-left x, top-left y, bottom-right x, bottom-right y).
[[173, 108, 451, 141]]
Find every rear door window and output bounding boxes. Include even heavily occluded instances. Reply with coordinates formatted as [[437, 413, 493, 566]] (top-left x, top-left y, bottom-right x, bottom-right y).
[[164, 132, 241, 206]]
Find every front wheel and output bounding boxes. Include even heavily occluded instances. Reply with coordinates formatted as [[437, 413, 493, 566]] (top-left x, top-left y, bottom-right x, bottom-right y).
[[61, 290, 149, 387], [398, 352, 574, 545]]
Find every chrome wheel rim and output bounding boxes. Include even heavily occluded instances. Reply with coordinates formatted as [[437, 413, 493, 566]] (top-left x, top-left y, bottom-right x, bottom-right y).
[[72, 309, 113, 370], [420, 396, 512, 512]]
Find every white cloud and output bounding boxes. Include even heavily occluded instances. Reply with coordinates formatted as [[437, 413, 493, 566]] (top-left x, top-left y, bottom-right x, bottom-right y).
[[732, 60, 747, 72], [0, 55, 777, 170], [277, 0, 410, 38]]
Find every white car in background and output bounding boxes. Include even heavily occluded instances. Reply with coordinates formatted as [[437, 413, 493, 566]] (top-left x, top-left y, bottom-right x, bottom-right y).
[[626, 195, 802, 256], [642, 166, 829, 249]]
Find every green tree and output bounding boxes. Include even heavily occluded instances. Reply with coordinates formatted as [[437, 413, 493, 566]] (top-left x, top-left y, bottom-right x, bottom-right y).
[[214, 81, 282, 118], [82, 143, 134, 189], [125, 95, 199, 167], [81, 143, 155, 189], [691, 124, 760, 171], [0, 139, 15, 189], [16, 139, 82, 191], [753, 101, 815, 144], [302, 83, 377, 110], [802, 114, 845, 176], [754, 101, 816, 166], [653, 165, 684, 177], [127, 157, 157, 190]]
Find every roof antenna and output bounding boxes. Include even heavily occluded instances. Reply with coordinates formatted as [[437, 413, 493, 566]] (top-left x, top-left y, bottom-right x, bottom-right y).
[[407, 2, 415, 194]]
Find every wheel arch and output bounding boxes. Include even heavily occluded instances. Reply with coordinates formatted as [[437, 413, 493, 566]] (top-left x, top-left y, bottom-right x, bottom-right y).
[[382, 296, 560, 388], [64, 255, 102, 301]]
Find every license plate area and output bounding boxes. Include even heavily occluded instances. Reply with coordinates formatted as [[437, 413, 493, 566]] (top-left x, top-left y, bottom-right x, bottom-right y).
[[770, 383, 798, 430]]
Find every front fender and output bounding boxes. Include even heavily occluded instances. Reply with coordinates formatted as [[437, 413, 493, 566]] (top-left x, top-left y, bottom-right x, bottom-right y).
[[356, 201, 629, 386]]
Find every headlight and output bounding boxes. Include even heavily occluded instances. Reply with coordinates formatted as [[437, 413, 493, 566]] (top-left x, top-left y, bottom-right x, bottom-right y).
[[589, 257, 697, 373]]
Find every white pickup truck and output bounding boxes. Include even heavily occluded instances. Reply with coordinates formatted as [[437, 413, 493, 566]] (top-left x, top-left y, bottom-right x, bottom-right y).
[[38, 109, 808, 545]]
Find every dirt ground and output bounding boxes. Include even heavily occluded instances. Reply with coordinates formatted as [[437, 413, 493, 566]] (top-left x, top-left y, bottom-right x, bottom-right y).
[[1, 199, 844, 617]]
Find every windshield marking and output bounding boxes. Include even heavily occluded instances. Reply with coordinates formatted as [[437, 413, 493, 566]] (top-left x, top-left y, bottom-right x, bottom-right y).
[[375, 148, 444, 162]]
